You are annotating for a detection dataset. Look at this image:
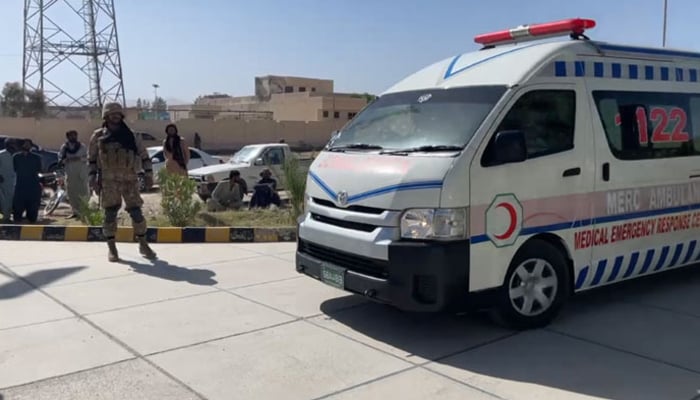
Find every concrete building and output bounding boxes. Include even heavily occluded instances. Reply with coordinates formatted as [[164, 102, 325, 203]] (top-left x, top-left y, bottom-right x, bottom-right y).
[[170, 76, 369, 123]]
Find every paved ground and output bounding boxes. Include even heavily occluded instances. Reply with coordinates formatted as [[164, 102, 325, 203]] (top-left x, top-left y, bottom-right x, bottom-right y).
[[1, 241, 700, 400]]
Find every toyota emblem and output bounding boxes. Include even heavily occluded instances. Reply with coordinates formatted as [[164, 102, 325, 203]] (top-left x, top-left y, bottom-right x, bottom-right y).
[[336, 191, 349, 206]]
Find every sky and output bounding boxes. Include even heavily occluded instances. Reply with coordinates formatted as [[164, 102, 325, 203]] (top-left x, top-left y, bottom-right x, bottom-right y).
[[0, 0, 697, 106]]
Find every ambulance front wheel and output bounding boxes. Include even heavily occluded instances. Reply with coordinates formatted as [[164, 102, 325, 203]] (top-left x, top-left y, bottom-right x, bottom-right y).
[[490, 239, 571, 330]]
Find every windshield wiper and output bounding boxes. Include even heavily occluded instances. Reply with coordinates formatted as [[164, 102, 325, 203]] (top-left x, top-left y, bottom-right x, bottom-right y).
[[327, 143, 384, 152], [380, 145, 463, 155]]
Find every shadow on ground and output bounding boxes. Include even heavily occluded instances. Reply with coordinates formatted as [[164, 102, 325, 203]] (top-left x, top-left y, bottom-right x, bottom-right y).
[[0, 267, 86, 299], [117, 258, 217, 286], [319, 265, 700, 400]]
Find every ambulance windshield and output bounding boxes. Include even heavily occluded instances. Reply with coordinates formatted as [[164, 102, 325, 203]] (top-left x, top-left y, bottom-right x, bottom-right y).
[[328, 85, 506, 152]]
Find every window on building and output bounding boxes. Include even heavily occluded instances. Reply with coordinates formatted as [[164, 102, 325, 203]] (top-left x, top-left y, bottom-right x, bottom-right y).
[[299, 87, 306, 92], [592, 90, 700, 160], [482, 90, 576, 166], [284, 86, 293, 93], [311, 87, 316, 92], [348, 112, 357, 119], [334, 111, 340, 119], [323, 110, 329, 118]]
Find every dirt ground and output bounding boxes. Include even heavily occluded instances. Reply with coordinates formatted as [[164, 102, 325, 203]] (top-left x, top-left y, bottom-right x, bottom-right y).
[[41, 187, 290, 226], [41, 189, 166, 223]]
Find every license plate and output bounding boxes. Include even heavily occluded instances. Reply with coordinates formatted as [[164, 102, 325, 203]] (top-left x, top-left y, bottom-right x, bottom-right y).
[[320, 263, 345, 289]]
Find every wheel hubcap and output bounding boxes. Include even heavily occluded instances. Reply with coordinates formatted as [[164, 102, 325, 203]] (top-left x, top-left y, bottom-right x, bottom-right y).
[[508, 258, 558, 317]]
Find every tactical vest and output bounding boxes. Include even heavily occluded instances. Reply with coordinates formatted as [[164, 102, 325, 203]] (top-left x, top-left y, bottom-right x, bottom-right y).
[[96, 129, 141, 179]]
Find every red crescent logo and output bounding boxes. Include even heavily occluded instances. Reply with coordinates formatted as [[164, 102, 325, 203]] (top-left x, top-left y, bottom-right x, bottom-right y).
[[494, 202, 518, 240]]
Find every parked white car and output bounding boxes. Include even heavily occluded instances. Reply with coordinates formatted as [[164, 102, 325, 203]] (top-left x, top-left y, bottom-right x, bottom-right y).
[[188, 143, 313, 201], [138, 146, 224, 191]]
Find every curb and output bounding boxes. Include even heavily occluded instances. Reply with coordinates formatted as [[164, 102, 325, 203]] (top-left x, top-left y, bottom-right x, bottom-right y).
[[0, 225, 297, 243]]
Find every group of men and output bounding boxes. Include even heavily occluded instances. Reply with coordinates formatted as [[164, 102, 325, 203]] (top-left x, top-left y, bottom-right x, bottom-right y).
[[205, 168, 282, 212], [0, 131, 93, 224], [0, 139, 44, 223], [1, 102, 156, 262], [0, 101, 287, 262]]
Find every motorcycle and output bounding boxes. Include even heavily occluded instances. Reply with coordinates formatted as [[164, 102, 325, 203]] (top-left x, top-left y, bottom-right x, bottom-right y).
[[39, 169, 67, 216]]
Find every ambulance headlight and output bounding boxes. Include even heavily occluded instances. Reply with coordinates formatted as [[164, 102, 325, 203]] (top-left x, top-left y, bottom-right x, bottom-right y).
[[400, 208, 468, 241]]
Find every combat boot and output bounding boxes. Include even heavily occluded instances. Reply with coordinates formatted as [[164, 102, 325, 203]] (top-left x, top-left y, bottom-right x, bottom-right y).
[[107, 239, 119, 262], [137, 236, 157, 260]]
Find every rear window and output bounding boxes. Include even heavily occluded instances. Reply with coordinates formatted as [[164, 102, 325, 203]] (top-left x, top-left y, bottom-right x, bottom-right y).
[[592, 90, 700, 160]]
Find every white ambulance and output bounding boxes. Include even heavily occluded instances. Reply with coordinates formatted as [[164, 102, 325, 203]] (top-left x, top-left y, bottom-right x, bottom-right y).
[[295, 18, 700, 329]]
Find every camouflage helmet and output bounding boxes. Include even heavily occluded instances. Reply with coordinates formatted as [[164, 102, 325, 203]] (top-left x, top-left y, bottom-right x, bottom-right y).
[[102, 102, 124, 119]]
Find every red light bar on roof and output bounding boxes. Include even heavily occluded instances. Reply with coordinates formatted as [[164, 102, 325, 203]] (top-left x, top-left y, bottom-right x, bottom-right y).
[[474, 18, 596, 47]]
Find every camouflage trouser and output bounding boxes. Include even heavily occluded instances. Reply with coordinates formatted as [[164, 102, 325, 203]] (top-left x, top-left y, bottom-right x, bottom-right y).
[[101, 178, 146, 239]]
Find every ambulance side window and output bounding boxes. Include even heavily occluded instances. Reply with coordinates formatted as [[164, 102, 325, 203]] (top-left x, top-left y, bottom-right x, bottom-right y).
[[481, 90, 576, 166], [592, 90, 700, 160]]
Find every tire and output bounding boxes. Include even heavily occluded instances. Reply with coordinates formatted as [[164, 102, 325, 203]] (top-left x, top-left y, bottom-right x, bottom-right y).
[[198, 194, 210, 202], [44, 189, 64, 216], [48, 163, 58, 173], [490, 239, 571, 330]]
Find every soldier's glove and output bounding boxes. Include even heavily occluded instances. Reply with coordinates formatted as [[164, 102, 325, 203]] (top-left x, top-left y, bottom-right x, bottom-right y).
[[144, 173, 154, 189]]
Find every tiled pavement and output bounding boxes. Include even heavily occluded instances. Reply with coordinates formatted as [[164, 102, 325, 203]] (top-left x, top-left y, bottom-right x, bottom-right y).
[[1, 241, 699, 399]]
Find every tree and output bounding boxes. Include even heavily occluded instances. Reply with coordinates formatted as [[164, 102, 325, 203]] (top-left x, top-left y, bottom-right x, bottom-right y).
[[152, 96, 167, 112], [0, 82, 47, 118], [1, 82, 25, 117], [350, 92, 378, 104], [136, 98, 152, 110], [25, 89, 47, 118]]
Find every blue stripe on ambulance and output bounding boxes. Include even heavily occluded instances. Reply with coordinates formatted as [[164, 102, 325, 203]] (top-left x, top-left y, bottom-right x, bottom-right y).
[[471, 202, 700, 245], [551, 60, 700, 82], [574, 239, 700, 291]]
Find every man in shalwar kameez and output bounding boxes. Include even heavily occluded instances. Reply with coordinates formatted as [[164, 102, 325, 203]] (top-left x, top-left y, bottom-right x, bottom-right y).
[[59, 130, 89, 218]]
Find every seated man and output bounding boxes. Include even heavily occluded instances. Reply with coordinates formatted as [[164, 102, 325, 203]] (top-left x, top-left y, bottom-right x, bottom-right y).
[[249, 169, 281, 209], [206, 170, 247, 212]]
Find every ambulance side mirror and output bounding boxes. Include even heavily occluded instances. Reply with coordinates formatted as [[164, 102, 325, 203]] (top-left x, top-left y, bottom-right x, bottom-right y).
[[493, 130, 527, 164]]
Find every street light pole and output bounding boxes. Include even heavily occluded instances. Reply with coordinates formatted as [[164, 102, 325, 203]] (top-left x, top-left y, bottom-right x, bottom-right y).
[[152, 83, 159, 120], [662, 0, 668, 47]]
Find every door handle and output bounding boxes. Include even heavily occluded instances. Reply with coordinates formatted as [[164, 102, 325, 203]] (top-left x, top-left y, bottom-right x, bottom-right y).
[[563, 167, 581, 177], [602, 162, 610, 182]]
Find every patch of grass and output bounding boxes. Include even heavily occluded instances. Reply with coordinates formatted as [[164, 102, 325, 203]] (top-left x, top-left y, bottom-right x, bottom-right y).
[[281, 157, 307, 223], [146, 208, 295, 227], [77, 197, 104, 225], [51, 207, 295, 228]]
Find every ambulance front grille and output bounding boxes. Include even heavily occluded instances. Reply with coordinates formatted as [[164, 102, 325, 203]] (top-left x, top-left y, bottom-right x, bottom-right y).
[[312, 198, 385, 215], [310, 213, 377, 233]]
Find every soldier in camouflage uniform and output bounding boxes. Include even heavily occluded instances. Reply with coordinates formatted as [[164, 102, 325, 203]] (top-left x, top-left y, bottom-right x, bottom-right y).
[[88, 102, 157, 262]]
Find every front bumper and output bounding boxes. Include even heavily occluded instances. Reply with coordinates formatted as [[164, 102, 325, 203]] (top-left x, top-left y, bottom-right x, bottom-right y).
[[296, 239, 470, 312]]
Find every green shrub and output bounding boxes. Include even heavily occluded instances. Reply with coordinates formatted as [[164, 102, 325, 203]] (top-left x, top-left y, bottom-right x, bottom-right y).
[[78, 196, 104, 226], [157, 169, 202, 227], [281, 157, 307, 223]]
